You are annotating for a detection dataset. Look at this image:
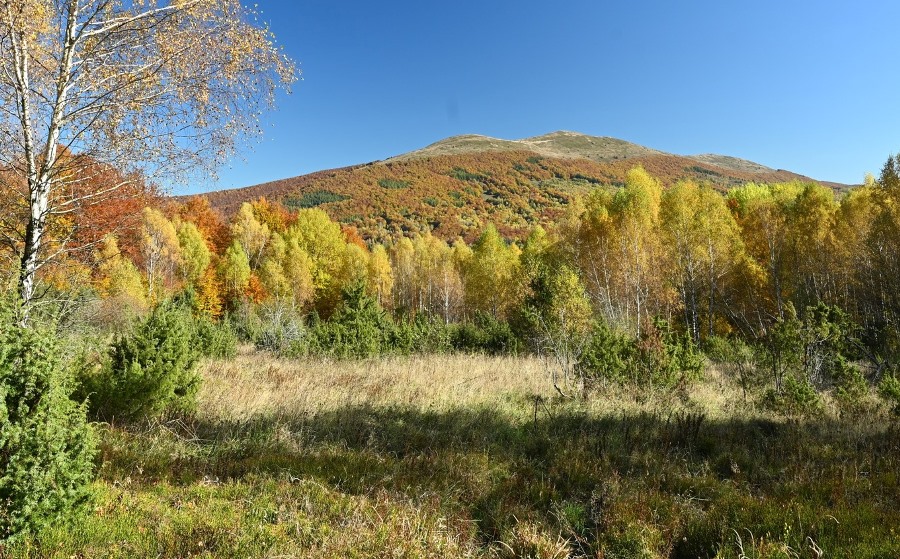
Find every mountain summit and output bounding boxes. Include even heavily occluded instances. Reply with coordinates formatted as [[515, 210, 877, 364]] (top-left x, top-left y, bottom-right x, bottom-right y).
[[389, 131, 665, 163], [390, 131, 785, 175]]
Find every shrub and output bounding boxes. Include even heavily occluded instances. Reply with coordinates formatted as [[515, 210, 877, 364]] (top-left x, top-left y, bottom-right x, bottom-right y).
[[229, 299, 305, 354], [756, 303, 864, 409], [0, 303, 97, 541], [757, 304, 803, 392], [578, 319, 704, 388], [390, 315, 453, 355], [763, 373, 821, 417], [634, 318, 705, 387], [832, 357, 869, 414], [291, 283, 395, 359], [172, 289, 237, 359], [449, 312, 521, 355], [194, 314, 238, 359], [86, 302, 202, 421], [578, 322, 634, 384], [878, 372, 900, 416], [800, 302, 861, 385]]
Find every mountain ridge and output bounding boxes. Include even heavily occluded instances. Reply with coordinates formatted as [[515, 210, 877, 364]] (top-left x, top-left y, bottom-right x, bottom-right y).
[[390, 130, 785, 171], [390, 131, 666, 163]]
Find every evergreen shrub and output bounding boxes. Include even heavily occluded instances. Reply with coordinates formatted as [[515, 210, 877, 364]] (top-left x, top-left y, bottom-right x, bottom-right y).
[[763, 373, 822, 417], [291, 283, 394, 359], [0, 301, 97, 541], [878, 372, 900, 416], [85, 302, 201, 421], [579, 318, 703, 387], [194, 315, 238, 359], [578, 322, 634, 383], [449, 311, 521, 355]]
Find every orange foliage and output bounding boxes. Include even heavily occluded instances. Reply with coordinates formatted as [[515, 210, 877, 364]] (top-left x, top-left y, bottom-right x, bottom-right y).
[[342, 225, 368, 250], [250, 196, 293, 232], [0, 151, 158, 272], [177, 196, 231, 253], [196, 150, 822, 244], [244, 273, 268, 304]]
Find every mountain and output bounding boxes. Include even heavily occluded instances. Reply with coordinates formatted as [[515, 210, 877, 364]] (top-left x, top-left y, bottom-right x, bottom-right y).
[[197, 132, 850, 242]]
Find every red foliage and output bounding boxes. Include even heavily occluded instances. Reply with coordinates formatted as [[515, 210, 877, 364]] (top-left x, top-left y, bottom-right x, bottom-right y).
[[0, 151, 161, 265]]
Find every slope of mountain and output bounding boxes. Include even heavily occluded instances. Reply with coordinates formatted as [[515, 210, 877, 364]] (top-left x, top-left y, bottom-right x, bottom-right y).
[[688, 153, 776, 174], [197, 132, 848, 243]]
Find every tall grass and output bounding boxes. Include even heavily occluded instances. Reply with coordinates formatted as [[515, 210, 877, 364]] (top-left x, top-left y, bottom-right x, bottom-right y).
[[200, 348, 555, 419], [5, 349, 899, 558]]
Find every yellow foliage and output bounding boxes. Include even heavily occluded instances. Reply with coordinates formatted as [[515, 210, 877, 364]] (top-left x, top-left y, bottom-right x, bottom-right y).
[[140, 207, 181, 301], [258, 232, 315, 308], [231, 202, 270, 270], [195, 266, 223, 318], [96, 236, 148, 311], [464, 224, 522, 319], [367, 244, 394, 308], [176, 220, 212, 286]]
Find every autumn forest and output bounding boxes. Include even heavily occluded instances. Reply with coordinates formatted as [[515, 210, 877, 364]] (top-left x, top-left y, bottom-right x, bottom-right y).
[[3, 0, 900, 557]]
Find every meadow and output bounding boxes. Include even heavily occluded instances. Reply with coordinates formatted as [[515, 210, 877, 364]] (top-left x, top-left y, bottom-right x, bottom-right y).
[[6, 348, 898, 558]]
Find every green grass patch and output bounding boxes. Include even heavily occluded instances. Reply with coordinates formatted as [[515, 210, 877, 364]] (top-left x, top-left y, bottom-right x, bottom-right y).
[[377, 178, 411, 189], [283, 191, 349, 209]]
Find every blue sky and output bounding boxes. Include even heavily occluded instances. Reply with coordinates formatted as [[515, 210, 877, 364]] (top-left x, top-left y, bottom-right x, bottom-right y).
[[183, 0, 900, 194]]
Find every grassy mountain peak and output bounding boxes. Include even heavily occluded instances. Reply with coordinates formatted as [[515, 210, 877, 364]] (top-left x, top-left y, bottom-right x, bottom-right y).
[[390, 130, 664, 163]]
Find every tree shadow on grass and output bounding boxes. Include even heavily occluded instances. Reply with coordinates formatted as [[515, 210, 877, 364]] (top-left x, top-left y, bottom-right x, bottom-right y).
[[100, 405, 900, 556]]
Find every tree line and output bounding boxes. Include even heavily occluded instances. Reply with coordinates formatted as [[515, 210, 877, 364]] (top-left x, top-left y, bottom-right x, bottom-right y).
[[70, 162, 891, 345]]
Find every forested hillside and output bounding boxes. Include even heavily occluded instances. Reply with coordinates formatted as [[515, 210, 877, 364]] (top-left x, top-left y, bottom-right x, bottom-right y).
[[198, 132, 843, 242]]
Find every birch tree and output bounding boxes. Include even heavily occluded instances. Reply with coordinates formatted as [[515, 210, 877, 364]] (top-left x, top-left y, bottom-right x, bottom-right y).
[[0, 0, 296, 321], [465, 224, 521, 320], [611, 166, 663, 335], [661, 181, 743, 341], [139, 206, 179, 301]]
